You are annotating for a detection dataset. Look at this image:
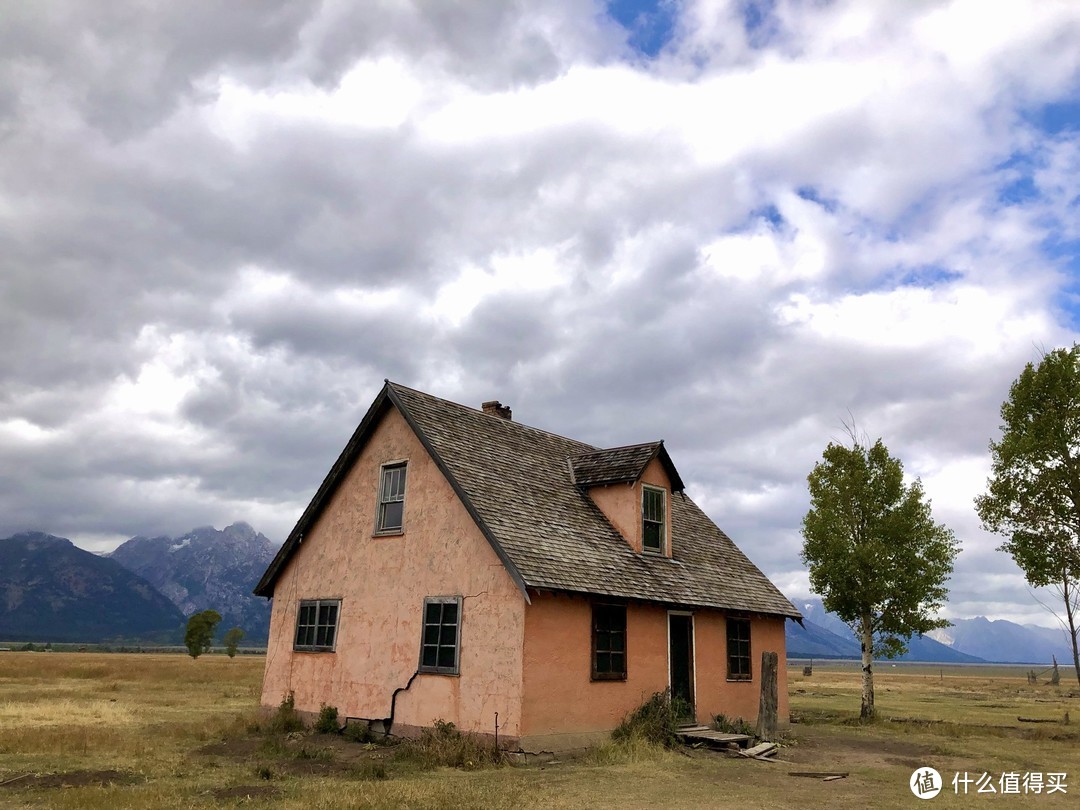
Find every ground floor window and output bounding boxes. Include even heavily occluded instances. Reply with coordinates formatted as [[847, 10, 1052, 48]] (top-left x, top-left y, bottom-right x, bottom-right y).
[[420, 596, 462, 674], [727, 616, 751, 680], [294, 599, 340, 652], [592, 603, 627, 680]]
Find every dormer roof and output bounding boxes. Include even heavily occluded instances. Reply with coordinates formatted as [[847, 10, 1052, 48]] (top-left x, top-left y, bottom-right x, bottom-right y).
[[569, 442, 685, 492], [254, 381, 800, 620]]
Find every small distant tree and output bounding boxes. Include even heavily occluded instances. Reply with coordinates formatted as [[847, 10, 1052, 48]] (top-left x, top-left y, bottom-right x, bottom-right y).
[[801, 437, 958, 719], [223, 627, 245, 658], [975, 346, 1080, 686], [184, 610, 222, 659]]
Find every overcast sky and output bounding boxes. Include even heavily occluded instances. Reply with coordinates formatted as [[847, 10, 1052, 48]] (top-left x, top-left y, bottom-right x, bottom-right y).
[[3, 1, 1079, 627]]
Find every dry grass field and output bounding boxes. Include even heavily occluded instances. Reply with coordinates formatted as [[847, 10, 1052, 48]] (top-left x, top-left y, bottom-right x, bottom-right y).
[[1, 652, 1078, 808]]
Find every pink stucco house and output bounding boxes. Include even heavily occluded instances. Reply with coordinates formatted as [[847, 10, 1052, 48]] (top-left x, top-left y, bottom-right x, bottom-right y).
[[255, 382, 800, 750]]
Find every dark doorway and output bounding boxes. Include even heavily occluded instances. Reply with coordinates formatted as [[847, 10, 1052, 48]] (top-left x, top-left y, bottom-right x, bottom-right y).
[[668, 613, 695, 720]]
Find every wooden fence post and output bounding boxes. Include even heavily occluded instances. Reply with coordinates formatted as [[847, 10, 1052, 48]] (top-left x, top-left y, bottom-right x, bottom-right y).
[[757, 651, 778, 740]]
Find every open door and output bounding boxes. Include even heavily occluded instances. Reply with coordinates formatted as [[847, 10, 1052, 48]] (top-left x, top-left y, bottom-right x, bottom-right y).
[[668, 612, 695, 721]]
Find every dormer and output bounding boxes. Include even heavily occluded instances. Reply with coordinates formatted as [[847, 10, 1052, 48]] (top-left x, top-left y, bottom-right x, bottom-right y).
[[570, 442, 685, 557]]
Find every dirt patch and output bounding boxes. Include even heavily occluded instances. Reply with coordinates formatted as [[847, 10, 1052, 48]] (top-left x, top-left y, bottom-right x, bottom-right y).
[[210, 784, 283, 800], [0, 769, 139, 789], [195, 737, 264, 758]]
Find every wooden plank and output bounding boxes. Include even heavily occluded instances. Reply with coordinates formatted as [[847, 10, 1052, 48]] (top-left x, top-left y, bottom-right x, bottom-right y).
[[741, 742, 778, 757], [757, 651, 779, 740], [789, 772, 849, 779]]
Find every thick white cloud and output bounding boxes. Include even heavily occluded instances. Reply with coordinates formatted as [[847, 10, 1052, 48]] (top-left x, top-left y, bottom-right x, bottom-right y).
[[1, 0, 1079, 626]]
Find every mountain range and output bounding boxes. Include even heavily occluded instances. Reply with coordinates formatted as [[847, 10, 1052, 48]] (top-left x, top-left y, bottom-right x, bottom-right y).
[[4, 524, 1075, 663], [108, 522, 277, 640], [788, 597, 1075, 665], [0, 532, 186, 642], [0, 523, 278, 645]]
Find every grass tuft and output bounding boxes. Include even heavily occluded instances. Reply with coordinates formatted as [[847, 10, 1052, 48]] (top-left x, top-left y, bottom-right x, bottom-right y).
[[395, 719, 503, 770]]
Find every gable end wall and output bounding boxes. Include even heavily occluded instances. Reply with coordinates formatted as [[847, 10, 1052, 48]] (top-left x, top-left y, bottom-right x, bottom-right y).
[[260, 406, 526, 737]]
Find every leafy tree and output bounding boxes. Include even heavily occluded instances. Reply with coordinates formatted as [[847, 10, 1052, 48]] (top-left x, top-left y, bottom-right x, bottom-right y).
[[801, 438, 958, 719], [223, 626, 245, 658], [184, 610, 222, 659], [975, 346, 1080, 686]]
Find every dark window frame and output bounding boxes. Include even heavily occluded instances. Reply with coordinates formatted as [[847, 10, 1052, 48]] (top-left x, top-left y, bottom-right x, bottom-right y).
[[642, 485, 666, 554], [293, 598, 341, 653], [726, 616, 752, 680], [375, 461, 408, 534], [419, 595, 462, 675], [591, 602, 627, 681]]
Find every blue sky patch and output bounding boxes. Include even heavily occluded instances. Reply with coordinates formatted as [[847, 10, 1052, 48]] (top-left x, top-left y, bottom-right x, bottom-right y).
[[742, 0, 779, 47], [897, 265, 963, 288], [796, 185, 839, 213], [749, 204, 785, 228], [606, 0, 677, 57], [1025, 97, 1080, 136]]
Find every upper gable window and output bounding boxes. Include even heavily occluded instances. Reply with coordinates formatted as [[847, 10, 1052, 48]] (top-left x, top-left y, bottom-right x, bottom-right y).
[[376, 462, 407, 534], [642, 485, 666, 553]]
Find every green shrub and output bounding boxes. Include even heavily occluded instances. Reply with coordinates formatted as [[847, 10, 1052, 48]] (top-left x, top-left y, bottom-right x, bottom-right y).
[[395, 719, 503, 770], [611, 690, 690, 748], [713, 713, 755, 737], [315, 703, 340, 734], [269, 693, 305, 734]]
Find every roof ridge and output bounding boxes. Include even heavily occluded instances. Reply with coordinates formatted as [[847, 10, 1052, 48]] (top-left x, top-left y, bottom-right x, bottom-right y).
[[386, 380, 601, 451], [570, 440, 663, 458]]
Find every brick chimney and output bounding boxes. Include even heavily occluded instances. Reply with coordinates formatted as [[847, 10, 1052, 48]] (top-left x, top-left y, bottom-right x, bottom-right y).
[[482, 400, 512, 420]]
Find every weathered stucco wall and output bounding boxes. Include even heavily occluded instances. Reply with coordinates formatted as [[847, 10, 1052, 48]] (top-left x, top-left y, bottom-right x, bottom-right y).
[[519, 593, 788, 748], [261, 406, 526, 738], [693, 612, 789, 724], [585, 457, 673, 557]]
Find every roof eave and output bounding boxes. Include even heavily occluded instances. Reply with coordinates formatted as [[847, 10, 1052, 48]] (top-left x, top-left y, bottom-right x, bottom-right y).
[[253, 384, 394, 597]]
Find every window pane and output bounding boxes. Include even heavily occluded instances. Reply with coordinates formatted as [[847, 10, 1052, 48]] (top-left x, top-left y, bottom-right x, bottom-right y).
[[380, 501, 403, 531], [643, 521, 662, 550], [316, 624, 329, 647], [425, 602, 442, 624], [423, 624, 440, 644], [595, 652, 610, 673], [390, 467, 406, 498], [439, 624, 457, 647], [422, 645, 438, 668], [437, 645, 456, 669], [609, 631, 624, 652], [610, 652, 624, 674], [442, 602, 458, 625]]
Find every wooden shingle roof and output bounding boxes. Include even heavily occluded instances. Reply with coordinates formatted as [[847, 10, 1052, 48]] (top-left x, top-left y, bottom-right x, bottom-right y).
[[255, 382, 800, 619], [569, 443, 685, 491]]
